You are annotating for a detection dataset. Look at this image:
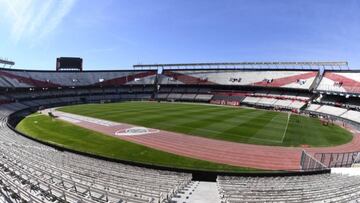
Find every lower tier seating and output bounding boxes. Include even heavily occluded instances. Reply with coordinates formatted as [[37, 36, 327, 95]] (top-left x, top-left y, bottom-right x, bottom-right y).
[[0, 102, 191, 203], [305, 104, 360, 125], [155, 93, 213, 102], [315, 105, 348, 116], [218, 174, 360, 202], [242, 96, 306, 110], [341, 110, 360, 123]]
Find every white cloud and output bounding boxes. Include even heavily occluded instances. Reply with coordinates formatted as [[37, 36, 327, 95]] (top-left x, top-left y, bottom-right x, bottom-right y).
[[0, 0, 77, 43]]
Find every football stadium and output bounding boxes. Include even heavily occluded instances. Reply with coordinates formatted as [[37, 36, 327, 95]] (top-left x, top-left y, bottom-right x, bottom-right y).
[[2, 1, 360, 202], [0, 59, 359, 202]]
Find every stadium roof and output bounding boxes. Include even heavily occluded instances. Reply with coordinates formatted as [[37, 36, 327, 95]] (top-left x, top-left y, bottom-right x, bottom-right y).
[[133, 61, 349, 70]]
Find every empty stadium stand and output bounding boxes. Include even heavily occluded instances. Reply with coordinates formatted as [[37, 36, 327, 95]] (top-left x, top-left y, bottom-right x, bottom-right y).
[[217, 174, 360, 202], [159, 69, 318, 89], [0, 69, 157, 88], [317, 70, 360, 94], [1, 62, 360, 202], [0, 102, 192, 203], [305, 92, 360, 129]]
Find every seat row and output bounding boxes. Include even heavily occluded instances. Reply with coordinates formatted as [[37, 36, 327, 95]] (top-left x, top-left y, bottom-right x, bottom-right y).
[[217, 174, 360, 202], [0, 101, 192, 202]]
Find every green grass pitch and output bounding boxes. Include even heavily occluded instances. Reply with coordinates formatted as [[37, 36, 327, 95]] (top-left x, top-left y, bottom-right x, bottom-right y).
[[16, 101, 353, 172], [16, 113, 255, 172], [58, 101, 352, 147]]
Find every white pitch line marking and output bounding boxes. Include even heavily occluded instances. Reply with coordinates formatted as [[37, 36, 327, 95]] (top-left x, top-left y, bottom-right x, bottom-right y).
[[280, 112, 291, 143]]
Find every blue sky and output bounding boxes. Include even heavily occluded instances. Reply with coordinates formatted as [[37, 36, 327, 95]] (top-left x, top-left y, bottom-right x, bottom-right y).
[[1, 0, 360, 70]]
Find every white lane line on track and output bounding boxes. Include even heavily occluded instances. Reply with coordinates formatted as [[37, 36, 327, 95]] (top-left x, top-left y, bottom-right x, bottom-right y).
[[59, 116, 82, 123]]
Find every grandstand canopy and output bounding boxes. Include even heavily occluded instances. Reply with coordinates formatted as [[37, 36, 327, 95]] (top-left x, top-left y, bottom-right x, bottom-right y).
[[134, 61, 348, 70]]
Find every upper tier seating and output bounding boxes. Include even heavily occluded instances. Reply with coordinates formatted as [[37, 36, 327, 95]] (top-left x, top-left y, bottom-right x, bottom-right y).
[[317, 71, 360, 94], [0, 69, 157, 88], [159, 69, 318, 90], [217, 174, 360, 202]]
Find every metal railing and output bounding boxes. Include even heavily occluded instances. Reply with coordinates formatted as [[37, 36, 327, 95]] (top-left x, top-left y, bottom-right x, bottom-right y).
[[314, 151, 360, 168], [300, 150, 328, 171]]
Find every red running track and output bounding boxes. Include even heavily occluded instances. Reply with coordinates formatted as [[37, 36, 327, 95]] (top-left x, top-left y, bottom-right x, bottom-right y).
[[48, 110, 360, 171]]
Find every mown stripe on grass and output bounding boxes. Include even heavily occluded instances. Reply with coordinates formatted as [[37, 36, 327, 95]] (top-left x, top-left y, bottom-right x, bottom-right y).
[[250, 113, 288, 143], [16, 114, 255, 172], [58, 102, 353, 147]]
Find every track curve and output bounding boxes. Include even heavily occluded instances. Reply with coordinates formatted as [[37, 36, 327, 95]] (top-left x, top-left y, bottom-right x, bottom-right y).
[[41, 109, 360, 170]]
